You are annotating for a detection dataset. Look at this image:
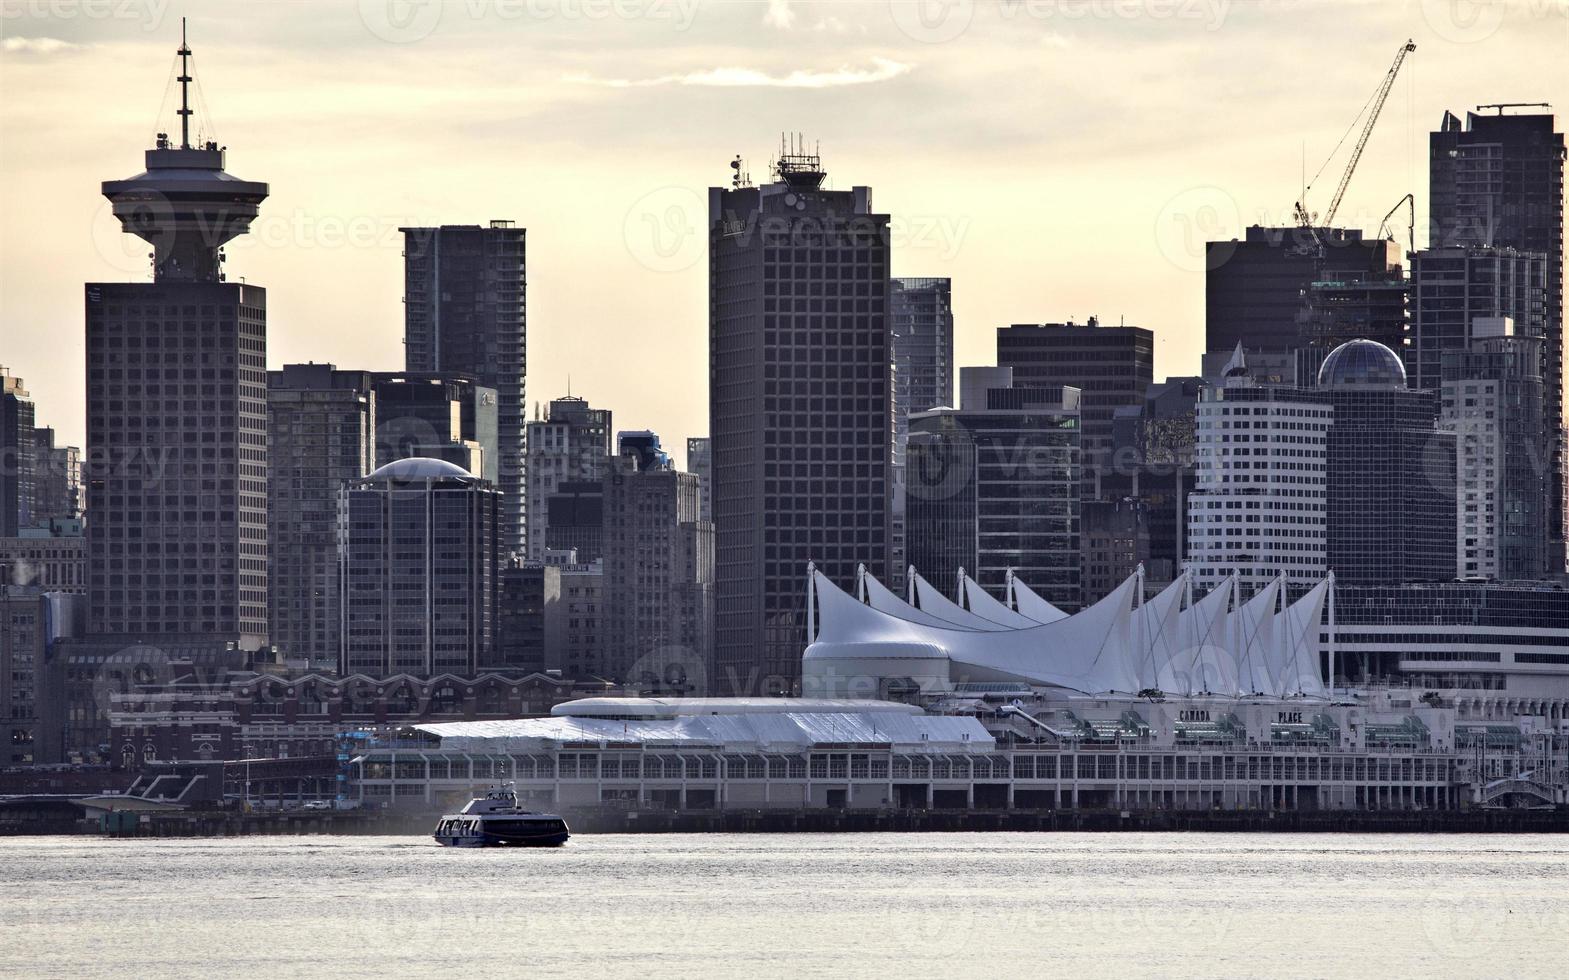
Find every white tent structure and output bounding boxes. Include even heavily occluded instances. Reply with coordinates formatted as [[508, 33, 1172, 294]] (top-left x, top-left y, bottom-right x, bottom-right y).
[[1007, 572, 1070, 625], [803, 563, 1335, 702]]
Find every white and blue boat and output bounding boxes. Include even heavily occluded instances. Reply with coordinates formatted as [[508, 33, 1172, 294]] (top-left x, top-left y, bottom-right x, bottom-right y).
[[433, 786, 570, 847]]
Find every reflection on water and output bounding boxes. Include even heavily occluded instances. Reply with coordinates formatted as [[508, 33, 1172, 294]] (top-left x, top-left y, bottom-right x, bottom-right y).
[[3, 833, 1565, 978]]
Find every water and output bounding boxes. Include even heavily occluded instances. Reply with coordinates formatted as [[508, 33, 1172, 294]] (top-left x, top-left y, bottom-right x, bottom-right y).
[[3, 833, 1564, 978]]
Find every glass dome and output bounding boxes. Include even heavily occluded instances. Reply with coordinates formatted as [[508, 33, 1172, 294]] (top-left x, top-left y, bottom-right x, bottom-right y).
[[1317, 339, 1407, 389]]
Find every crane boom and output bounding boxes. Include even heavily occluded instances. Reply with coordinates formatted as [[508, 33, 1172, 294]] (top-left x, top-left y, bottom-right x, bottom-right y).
[[1295, 39, 1416, 229]]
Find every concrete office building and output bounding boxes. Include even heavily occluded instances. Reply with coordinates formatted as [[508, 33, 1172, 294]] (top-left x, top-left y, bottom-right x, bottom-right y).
[[267, 364, 376, 668], [996, 318, 1152, 497], [88, 42, 270, 649], [525, 396, 612, 561], [402, 222, 529, 557], [1, 367, 37, 537], [1187, 349, 1333, 595], [906, 368, 1081, 608], [496, 560, 559, 675], [1429, 108, 1565, 570], [338, 458, 499, 676], [708, 147, 893, 694]]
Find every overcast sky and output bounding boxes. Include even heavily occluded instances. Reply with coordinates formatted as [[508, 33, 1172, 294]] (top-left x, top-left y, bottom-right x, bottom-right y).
[[2, 0, 1565, 466]]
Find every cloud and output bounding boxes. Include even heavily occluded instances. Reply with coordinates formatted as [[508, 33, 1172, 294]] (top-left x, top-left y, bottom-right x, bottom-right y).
[[1, 37, 84, 55], [1042, 32, 1072, 49], [567, 57, 913, 90], [763, 0, 796, 30]]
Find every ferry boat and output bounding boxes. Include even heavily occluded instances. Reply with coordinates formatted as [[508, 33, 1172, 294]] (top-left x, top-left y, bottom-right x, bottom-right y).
[[433, 786, 570, 847]]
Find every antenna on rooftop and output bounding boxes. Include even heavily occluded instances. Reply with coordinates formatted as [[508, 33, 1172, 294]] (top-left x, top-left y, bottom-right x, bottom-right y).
[[176, 18, 193, 149]]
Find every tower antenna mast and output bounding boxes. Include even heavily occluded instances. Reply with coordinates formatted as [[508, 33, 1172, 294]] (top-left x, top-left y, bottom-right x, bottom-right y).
[[176, 17, 193, 149]]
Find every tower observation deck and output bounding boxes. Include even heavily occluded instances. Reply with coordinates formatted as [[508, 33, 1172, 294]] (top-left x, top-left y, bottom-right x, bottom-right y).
[[100, 21, 268, 282]]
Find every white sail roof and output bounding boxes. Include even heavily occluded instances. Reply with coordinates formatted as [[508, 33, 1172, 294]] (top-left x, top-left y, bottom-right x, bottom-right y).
[[1174, 576, 1236, 696], [1267, 577, 1331, 698], [1230, 577, 1283, 696], [1137, 573, 1188, 691], [961, 575, 1042, 629], [862, 568, 980, 631], [911, 572, 1012, 631], [1008, 572, 1070, 624]]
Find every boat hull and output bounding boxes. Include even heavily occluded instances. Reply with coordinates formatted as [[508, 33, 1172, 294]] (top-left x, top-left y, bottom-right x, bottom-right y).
[[434, 828, 569, 848]]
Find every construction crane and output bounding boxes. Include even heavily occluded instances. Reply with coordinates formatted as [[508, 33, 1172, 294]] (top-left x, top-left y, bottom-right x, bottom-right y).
[[1294, 39, 1417, 231], [1378, 193, 1415, 256]]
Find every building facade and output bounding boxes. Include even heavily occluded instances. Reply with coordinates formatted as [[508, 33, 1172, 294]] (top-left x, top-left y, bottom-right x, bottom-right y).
[[267, 364, 376, 668], [1321, 341, 1457, 586], [708, 150, 893, 694], [1205, 225, 1408, 358], [686, 436, 712, 524], [995, 318, 1153, 498], [372, 372, 497, 485], [495, 561, 559, 675], [1440, 319, 1548, 580], [90, 91, 270, 649], [402, 222, 528, 557], [906, 369, 1081, 608], [601, 459, 713, 686], [1429, 109, 1565, 571], [1, 367, 37, 538], [338, 458, 499, 676], [1187, 365, 1332, 594], [525, 395, 612, 561]]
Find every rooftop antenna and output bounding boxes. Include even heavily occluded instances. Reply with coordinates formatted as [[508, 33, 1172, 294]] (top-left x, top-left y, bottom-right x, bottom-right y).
[[177, 18, 192, 149]]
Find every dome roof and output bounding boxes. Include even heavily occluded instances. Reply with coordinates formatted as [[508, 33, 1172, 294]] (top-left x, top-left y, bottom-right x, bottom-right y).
[[365, 457, 473, 481], [1318, 339, 1407, 389]]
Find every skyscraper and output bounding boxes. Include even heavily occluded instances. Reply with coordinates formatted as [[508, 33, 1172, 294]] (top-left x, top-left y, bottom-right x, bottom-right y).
[[1441, 318, 1547, 580], [402, 222, 528, 557], [1429, 108, 1565, 570], [338, 458, 499, 676], [1321, 341, 1458, 585], [1, 367, 36, 537], [708, 146, 892, 695], [1409, 247, 1546, 392], [88, 36, 269, 648], [267, 364, 376, 668], [525, 395, 612, 561], [906, 367, 1081, 608], [1188, 349, 1333, 595], [995, 318, 1153, 497], [601, 455, 713, 686], [686, 436, 712, 524]]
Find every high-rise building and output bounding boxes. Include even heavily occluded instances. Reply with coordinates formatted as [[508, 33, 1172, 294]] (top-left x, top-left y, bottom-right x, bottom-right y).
[[338, 458, 499, 676], [0, 587, 47, 764], [1440, 318, 1546, 580], [906, 367, 1081, 607], [1409, 247, 1547, 391], [889, 277, 954, 596], [402, 222, 528, 557], [708, 148, 893, 695], [29, 427, 82, 525], [372, 372, 498, 484], [525, 395, 612, 561], [1082, 498, 1150, 604], [1188, 349, 1332, 595], [0, 368, 36, 537], [547, 555, 605, 679], [1429, 108, 1565, 570], [267, 364, 376, 668], [996, 318, 1153, 497], [89, 39, 270, 649], [601, 456, 713, 684], [686, 436, 712, 523], [1205, 226, 1408, 360], [1321, 340, 1458, 586], [1110, 376, 1202, 585]]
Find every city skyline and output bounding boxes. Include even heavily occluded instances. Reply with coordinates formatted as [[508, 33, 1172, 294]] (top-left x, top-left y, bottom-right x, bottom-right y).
[[4, 4, 1566, 467]]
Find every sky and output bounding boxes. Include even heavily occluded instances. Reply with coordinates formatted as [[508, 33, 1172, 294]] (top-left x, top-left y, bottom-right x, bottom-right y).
[[2, 0, 1566, 468]]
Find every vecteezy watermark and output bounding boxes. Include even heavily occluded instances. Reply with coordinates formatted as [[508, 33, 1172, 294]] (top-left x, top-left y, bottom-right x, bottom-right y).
[[357, 0, 701, 43], [890, 0, 1232, 43], [0, 0, 169, 29], [1153, 185, 1242, 274], [623, 185, 707, 273]]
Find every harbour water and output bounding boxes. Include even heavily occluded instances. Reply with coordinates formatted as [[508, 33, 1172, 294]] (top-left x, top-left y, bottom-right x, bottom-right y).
[[4, 832, 1565, 977]]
